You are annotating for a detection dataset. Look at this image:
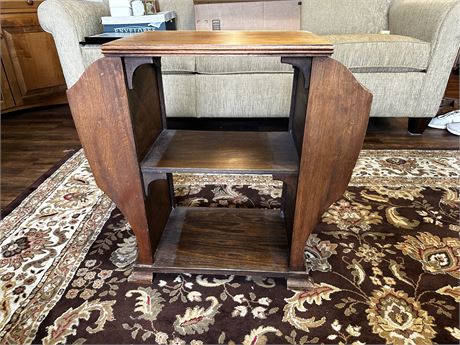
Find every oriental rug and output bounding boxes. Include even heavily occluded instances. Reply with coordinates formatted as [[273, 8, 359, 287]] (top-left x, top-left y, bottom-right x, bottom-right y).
[[0, 149, 459, 345]]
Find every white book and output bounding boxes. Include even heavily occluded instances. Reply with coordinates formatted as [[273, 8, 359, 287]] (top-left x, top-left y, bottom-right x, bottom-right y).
[[101, 11, 176, 25], [109, 0, 132, 7]]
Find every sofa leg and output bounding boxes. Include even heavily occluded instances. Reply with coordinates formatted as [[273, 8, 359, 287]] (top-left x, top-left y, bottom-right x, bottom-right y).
[[408, 118, 431, 135]]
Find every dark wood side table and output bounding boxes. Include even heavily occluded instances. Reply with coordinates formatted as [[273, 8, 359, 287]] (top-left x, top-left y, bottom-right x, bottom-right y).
[[67, 31, 372, 289]]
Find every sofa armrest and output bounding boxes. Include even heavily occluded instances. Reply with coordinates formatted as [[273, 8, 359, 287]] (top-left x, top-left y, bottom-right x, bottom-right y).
[[390, 0, 460, 116], [38, 0, 110, 88], [389, 0, 460, 47]]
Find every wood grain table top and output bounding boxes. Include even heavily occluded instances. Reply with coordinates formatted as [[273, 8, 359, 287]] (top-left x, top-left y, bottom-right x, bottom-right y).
[[102, 30, 333, 56]]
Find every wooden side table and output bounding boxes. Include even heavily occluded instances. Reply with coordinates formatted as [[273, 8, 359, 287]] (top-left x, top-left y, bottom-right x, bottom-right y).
[[67, 31, 372, 289]]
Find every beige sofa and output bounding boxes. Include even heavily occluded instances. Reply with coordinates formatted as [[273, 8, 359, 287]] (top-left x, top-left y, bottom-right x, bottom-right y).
[[38, 0, 460, 126]]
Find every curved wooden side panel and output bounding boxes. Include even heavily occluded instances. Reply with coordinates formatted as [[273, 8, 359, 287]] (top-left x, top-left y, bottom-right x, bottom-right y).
[[66, 57, 153, 265], [290, 57, 372, 271]]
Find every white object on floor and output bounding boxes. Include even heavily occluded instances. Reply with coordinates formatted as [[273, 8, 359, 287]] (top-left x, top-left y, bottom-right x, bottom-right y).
[[428, 110, 460, 129], [446, 122, 460, 136]]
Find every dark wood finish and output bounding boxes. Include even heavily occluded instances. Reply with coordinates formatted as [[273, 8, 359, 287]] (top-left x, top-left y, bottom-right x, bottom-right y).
[[126, 58, 164, 160], [102, 31, 333, 57], [166, 117, 289, 131], [66, 57, 155, 265], [2, 65, 459, 209], [1, 105, 80, 211], [141, 130, 299, 175], [364, 119, 459, 150], [145, 175, 173, 257], [1, 0, 42, 12], [1, 31, 21, 111], [273, 174, 297, 247], [408, 118, 431, 135], [124, 57, 155, 91], [0, 2, 67, 113], [289, 57, 372, 271], [127, 269, 154, 284], [286, 275, 315, 290], [20, 31, 458, 287], [125, 57, 173, 259], [66, 32, 370, 288], [444, 72, 459, 100], [1, 59, 15, 110], [281, 57, 312, 154], [150, 207, 291, 276]]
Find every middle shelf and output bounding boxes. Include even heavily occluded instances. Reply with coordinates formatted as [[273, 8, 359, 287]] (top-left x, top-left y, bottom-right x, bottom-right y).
[[141, 130, 299, 175]]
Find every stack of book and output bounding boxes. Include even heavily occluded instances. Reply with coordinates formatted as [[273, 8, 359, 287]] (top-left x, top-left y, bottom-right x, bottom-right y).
[[101, 11, 176, 33]]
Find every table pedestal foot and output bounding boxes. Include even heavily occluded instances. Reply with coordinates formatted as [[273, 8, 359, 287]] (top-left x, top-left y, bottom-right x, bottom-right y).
[[286, 275, 315, 290], [128, 266, 154, 284]]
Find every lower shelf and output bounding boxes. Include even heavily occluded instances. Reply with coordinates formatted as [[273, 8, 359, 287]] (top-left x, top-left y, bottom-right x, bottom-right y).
[[151, 207, 290, 276]]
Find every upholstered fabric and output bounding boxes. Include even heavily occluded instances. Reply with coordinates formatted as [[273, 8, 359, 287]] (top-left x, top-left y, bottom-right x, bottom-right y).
[[390, 0, 460, 117], [80, 45, 103, 69], [390, 0, 459, 45], [158, 0, 195, 30], [162, 57, 196, 73], [301, 0, 394, 34], [38, 0, 460, 119], [355, 72, 425, 117], [39, 0, 195, 87], [195, 56, 292, 74], [38, 0, 109, 87], [80, 45, 196, 73], [163, 74, 197, 117], [328, 34, 431, 72], [195, 74, 293, 118]]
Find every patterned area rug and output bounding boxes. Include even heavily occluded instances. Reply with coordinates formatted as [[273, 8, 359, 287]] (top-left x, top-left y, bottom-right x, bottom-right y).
[[1, 149, 459, 345]]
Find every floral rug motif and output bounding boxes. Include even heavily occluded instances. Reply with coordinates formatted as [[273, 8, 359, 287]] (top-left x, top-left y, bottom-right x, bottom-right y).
[[0, 149, 459, 345]]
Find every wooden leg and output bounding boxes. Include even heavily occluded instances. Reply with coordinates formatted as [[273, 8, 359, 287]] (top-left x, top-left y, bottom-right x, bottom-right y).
[[273, 174, 298, 247], [128, 266, 154, 284], [289, 57, 372, 272], [126, 174, 172, 284], [286, 274, 315, 290], [408, 118, 431, 135], [144, 174, 173, 253]]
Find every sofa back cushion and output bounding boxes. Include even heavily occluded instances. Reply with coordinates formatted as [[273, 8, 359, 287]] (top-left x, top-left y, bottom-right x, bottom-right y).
[[158, 0, 195, 29], [301, 0, 394, 34]]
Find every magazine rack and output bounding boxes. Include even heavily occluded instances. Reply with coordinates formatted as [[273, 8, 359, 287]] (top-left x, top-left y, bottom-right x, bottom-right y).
[[67, 31, 372, 288]]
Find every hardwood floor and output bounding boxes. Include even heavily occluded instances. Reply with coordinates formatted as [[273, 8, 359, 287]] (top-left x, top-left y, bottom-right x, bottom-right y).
[[1, 105, 80, 210], [1, 73, 459, 210], [445, 71, 459, 100]]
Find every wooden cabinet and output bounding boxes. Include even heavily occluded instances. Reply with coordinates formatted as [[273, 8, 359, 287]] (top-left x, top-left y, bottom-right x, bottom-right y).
[[1, 0, 67, 114], [1, 60, 15, 110]]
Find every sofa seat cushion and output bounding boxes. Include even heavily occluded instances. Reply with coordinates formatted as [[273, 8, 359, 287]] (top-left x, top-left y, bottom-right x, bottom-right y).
[[326, 34, 431, 72], [162, 56, 196, 73], [196, 56, 292, 74], [80, 45, 195, 73]]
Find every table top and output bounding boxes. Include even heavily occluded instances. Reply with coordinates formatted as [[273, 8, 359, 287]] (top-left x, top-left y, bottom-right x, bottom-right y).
[[101, 30, 333, 57]]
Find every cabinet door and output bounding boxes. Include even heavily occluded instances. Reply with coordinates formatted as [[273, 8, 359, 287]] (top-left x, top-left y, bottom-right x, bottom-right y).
[[1, 61, 16, 110], [1, 32, 17, 110], [1, 12, 66, 107]]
